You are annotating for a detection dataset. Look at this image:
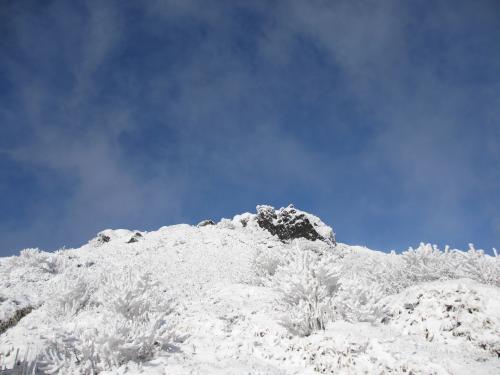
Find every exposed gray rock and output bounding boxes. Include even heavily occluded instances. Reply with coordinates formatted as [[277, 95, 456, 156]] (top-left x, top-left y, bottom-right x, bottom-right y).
[[0, 306, 34, 335], [197, 220, 216, 228], [256, 204, 335, 243], [97, 233, 111, 244], [127, 232, 143, 243]]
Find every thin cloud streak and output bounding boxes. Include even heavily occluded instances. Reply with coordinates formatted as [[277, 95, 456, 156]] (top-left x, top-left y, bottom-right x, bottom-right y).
[[0, 0, 499, 254]]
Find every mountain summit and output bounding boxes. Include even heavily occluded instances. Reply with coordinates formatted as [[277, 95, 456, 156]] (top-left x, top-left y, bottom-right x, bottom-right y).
[[255, 205, 335, 244], [1, 205, 499, 374]]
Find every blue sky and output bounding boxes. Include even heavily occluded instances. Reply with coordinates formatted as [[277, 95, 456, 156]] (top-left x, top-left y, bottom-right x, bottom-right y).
[[1, 0, 500, 256]]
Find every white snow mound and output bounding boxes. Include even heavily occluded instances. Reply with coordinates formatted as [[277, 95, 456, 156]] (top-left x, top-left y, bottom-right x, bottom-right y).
[[0, 206, 499, 374]]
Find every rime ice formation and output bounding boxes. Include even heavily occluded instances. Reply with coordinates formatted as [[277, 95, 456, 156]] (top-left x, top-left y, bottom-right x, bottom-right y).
[[0, 205, 499, 374]]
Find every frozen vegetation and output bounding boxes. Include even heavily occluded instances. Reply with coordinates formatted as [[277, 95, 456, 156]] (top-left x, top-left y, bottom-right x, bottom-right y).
[[0, 205, 499, 374]]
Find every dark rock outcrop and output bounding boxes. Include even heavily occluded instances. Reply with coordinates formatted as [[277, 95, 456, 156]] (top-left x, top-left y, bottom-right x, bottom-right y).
[[0, 306, 34, 335], [256, 204, 334, 243], [197, 220, 215, 228], [97, 233, 111, 244], [127, 232, 143, 243]]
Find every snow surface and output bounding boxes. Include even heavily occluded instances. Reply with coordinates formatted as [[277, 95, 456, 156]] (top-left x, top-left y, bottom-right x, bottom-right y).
[[0, 207, 499, 374]]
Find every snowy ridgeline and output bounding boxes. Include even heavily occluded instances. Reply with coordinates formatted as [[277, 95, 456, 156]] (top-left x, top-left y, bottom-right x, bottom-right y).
[[0, 205, 499, 375]]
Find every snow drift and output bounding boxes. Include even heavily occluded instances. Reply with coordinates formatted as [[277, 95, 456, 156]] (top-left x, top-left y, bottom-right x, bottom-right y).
[[0, 205, 499, 374]]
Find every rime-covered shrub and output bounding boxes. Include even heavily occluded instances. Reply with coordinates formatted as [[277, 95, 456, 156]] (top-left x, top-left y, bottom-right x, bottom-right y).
[[252, 239, 334, 285], [6, 248, 65, 274], [401, 244, 452, 283], [273, 244, 340, 336], [454, 245, 500, 286], [339, 251, 407, 295], [97, 272, 174, 319], [252, 246, 286, 283], [47, 276, 95, 318], [42, 312, 174, 374], [385, 280, 500, 358], [217, 218, 236, 229], [287, 337, 448, 374], [39, 272, 178, 374], [401, 243, 500, 287], [334, 279, 388, 323], [264, 241, 499, 333], [0, 348, 39, 374], [340, 244, 500, 298]]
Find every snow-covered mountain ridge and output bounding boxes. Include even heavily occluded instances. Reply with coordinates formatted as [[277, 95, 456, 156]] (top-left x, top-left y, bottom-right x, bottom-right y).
[[0, 205, 499, 374]]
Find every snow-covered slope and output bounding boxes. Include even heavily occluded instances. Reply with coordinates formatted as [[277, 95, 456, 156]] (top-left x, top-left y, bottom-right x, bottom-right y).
[[0, 205, 499, 374]]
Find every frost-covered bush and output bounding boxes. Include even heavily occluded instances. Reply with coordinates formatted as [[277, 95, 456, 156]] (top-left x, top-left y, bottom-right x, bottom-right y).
[[341, 244, 500, 298], [264, 240, 499, 333], [385, 281, 500, 358], [317, 242, 499, 327], [48, 276, 95, 318], [42, 312, 174, 374], [339, 251, 407, 295], [252, 239, 334, 285], [334, 279, 388, 323], [98, 272, 175, 319], [0, 348, 39, 374], [273, 244, 340, 336], [287, 337, 447, 374], [40, 272, 178, 374], [401, 244, 448, 282], [252, 247, 285, 283], [6, 248, 65, 274], [401, 243, 500, 287], [454, 245, 500, 286], [217, 218, 236, 229]]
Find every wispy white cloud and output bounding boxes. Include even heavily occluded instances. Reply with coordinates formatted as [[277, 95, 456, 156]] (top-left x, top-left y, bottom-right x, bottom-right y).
[[1, 0, 499, 253]]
